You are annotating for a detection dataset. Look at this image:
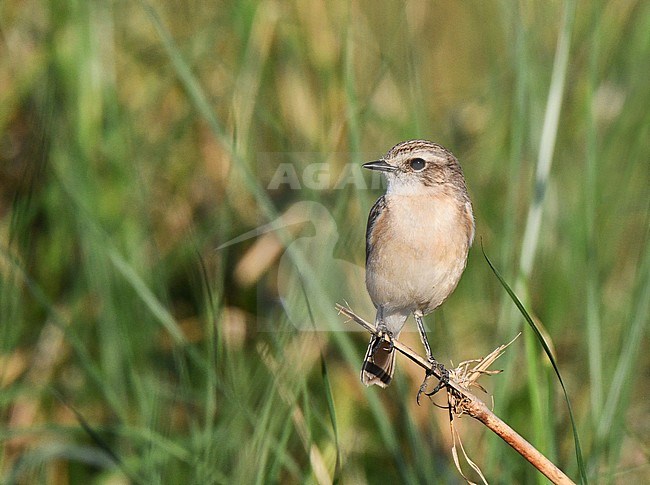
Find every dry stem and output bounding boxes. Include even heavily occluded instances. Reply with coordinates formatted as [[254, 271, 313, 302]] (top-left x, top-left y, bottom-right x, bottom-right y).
[[337, 303, 575, 485]]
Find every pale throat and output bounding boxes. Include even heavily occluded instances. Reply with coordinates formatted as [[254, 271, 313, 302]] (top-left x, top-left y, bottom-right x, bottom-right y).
[[385, 176, 437, 197]]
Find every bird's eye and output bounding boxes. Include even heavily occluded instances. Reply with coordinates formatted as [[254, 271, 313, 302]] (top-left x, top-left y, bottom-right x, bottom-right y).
[[409, 158, 426, 171]]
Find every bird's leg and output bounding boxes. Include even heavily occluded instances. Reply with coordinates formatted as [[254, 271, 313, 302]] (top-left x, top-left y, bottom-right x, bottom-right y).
[[414, 311, 434, 361], [371, 310, 394, 357], [414, 311, 449, 404]]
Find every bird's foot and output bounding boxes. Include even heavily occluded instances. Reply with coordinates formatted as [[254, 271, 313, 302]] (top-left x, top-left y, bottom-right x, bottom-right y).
[[416, 360, 449, 405], [372, 327, 394, 356]]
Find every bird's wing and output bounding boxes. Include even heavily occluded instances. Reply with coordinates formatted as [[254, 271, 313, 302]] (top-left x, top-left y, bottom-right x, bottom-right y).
[[366, 195, 387, 263]]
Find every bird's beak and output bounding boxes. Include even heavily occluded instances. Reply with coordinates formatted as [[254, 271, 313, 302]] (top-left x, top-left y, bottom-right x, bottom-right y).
[[362, 160, 397, 172]]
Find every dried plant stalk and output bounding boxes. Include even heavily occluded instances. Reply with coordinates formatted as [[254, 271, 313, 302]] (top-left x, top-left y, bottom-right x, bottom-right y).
[[336, 304, 574, 485]]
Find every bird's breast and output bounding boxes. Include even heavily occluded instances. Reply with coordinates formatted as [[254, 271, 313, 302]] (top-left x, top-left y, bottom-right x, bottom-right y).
[[366, 192, 472, 314]]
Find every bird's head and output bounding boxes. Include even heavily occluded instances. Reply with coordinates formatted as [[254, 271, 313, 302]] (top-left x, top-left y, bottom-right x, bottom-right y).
[[363, 139, 467, 196]]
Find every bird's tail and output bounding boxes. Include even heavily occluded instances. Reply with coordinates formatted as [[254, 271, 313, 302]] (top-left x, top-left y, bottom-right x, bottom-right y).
[[360, 334, 398, 387]]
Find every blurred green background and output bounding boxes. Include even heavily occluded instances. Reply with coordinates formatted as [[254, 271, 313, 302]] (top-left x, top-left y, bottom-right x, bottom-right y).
[[1, 0, 648, 483]]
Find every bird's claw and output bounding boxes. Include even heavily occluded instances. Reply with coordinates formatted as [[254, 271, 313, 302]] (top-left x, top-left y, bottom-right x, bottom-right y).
[[416, 361, 449, 405]]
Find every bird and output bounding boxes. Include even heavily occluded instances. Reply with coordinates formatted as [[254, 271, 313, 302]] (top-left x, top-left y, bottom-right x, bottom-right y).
[[360, 139, 475, 398]]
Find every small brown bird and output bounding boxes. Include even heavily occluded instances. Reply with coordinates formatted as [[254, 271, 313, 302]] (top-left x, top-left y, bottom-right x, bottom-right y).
[[361, 140, 475, 395]]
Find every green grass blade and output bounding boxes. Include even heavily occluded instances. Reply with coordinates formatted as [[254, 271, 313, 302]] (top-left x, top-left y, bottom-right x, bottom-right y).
[[596, 223, 650, 446], [320, 354, 341, 483], [51, 389, 142, 483], [482, 242, 587, 485]]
